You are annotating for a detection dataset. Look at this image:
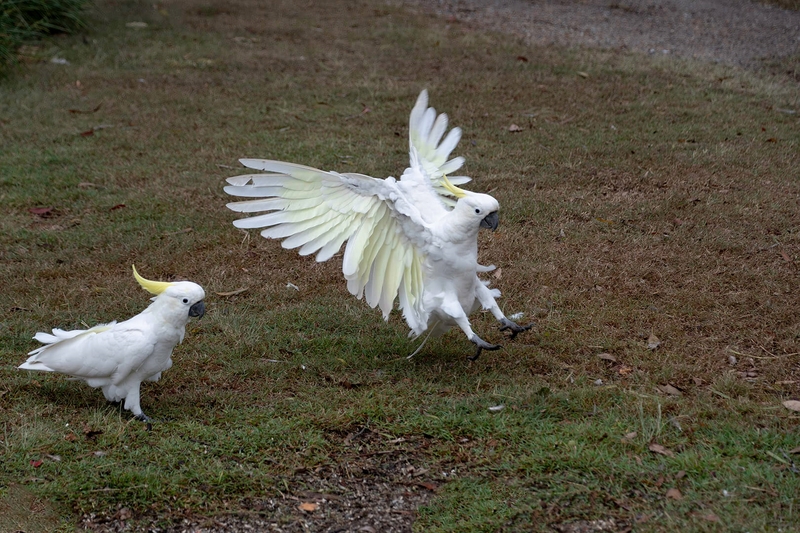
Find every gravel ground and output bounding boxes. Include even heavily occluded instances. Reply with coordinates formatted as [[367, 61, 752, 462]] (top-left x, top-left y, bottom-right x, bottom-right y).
[[398, 0, 800, 69]]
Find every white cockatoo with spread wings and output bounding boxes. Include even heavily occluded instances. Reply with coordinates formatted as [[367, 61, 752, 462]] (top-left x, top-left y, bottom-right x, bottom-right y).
[[225, 90, 531, 359], [19, 266, 206, 422]]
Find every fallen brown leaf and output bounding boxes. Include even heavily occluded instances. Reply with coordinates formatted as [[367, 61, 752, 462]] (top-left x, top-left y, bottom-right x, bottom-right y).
[[701, 511, 720, 522], [782, 400, 800, 412], [618, 365, 634, 376], [339, 379, 362, 390], [69, 103, 103, 114], [648, 443, 674, 457], [647, 334, 661, 350], [659, 384, 682, 396], [215, 288, 248, 297], [298, 502, 318, 512], [508, 124, 523, 132], [597, 353, 617, 362], [82, 424, 103, 440], [29, 206, 55, 217], [788, 446, 800, 454], [666, 488, 683, 500]]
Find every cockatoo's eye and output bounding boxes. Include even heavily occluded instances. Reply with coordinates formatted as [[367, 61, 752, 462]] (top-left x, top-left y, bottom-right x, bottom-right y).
[[182, 298, 189, 304], [475, 208, 481, 214]]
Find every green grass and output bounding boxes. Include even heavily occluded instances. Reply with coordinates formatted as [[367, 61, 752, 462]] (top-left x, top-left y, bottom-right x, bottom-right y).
[[1, 0, 799, 531], [0, 0, 92, 75]]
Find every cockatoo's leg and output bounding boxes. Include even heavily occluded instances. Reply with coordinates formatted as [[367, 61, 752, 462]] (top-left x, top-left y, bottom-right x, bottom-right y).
[[123, 384, 151, 423], [469, 335, 501, 361], [442, 297, 501, 360], [475, 282, 534, 340]]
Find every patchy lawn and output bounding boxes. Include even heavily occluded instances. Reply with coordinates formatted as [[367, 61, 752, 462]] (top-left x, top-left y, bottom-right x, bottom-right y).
[[1, 0, 798, 531]]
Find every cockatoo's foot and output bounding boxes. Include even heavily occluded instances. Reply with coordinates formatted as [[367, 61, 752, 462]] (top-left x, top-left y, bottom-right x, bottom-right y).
[[134, 413, 154, 431], [469, 335, 502, 361], [498, 318, 534, 340]]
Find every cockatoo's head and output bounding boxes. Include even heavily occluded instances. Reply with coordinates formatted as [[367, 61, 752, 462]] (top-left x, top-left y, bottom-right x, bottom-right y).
[[132, 265, 206, 319], [442, 175, 500, 231]]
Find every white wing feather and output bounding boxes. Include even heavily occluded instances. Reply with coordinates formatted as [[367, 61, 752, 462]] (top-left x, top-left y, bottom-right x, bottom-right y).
[[226, 160, 427, 326], [408, 89, 472, 204], [20, 322, 155, 380]]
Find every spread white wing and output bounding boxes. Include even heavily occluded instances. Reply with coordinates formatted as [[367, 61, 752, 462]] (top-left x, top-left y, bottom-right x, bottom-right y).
[[408, 89, 472, 205], [225, 160, 429, 331]]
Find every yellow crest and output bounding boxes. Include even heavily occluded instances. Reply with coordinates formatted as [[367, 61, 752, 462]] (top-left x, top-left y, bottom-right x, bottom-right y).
[[132, 265, 173, 295], [441, 174, 467, 199]]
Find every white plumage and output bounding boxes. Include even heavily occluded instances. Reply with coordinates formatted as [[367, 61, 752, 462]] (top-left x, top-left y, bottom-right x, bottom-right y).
[[19, 266, 206, 421], [225, 90, 530, 359]]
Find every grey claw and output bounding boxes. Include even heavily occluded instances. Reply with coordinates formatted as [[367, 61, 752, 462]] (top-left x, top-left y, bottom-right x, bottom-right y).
[[135, 413, 154, 430], [498, 318, 534, 340], [469, 335, 501, 361]]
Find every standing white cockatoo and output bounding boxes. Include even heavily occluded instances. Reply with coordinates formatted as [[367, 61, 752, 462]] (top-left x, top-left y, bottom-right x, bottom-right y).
[[225, 90, 531, 359], [19, 266, 206, 422]]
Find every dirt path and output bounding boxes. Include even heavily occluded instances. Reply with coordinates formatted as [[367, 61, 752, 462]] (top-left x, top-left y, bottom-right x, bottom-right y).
[[398, 0, 800, 69]]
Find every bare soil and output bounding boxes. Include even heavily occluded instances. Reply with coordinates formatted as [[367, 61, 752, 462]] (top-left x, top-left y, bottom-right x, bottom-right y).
[[81, 430, 434, 532]]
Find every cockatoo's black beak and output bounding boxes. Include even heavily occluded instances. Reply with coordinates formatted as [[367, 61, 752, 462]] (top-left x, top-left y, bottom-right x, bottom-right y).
[[189, 301, 205, 318], [480, 211, 499, 231]]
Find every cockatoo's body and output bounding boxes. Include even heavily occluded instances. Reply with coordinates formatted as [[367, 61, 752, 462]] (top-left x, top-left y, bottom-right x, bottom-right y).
[[225, 90, 530, 358], [19, 266, 205, 421]]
